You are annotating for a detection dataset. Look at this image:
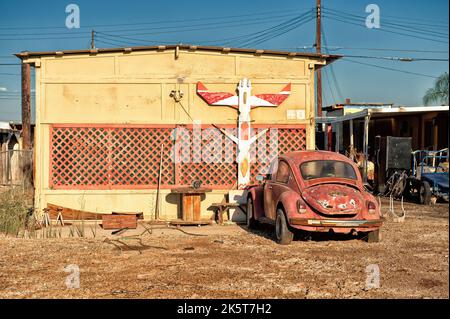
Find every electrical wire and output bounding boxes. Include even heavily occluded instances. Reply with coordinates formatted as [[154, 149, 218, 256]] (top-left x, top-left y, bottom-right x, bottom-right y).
[[322, 22, 344, 102], [241, 16, 315, 47], [343, 59, 440, 78], [342, 55, 448, 62], [0, 7, 311, 30], [236, 10, 314, 47], [321, 8, 448, 44], [317, 46, 448, 54], [323, 14, 448, 44], [323, 7, 449, 38], [323, 66, 336, 105], [95, 9, 315, 48]]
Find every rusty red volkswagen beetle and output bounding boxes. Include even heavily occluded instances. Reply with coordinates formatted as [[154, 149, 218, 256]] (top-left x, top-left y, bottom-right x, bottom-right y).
[[246, 151, 382, 244]]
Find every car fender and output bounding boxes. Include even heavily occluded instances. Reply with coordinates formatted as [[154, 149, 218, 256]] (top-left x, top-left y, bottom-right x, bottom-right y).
[[247, 185, 265, 219], [277, 190, 301, 219], [362, 192, 382, 219]]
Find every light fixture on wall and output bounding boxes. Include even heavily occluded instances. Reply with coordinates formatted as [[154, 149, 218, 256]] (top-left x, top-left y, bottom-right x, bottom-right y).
[[170, 90, 184, 102]]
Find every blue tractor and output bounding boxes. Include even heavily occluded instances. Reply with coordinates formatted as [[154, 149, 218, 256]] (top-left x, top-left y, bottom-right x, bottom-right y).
[[407, 149, 449, 204]]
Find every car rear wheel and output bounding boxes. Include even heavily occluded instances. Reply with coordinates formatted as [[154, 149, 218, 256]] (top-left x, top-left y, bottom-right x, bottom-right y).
[[366, 229, 381, 243], [275, 209, 294, 245], [419, 181, 432, 205], [246, 197, 258, 229]]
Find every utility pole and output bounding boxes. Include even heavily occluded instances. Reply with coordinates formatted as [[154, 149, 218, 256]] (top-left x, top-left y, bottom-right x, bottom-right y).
[[91, 30, 95, 49], [21, 62, 31, 150], [21, 61, 33, 188], [315, 0, 322, 117]]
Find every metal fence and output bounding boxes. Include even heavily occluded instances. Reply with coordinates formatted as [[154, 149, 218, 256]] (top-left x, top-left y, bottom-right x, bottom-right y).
[[0, 150, 33, 188]]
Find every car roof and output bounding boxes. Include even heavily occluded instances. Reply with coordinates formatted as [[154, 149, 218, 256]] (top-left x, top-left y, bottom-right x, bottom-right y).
[[279, 151, 354, 165]]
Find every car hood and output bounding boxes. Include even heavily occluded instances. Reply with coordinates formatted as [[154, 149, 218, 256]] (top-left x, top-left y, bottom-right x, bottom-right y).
[[301, 184, 364, 216]]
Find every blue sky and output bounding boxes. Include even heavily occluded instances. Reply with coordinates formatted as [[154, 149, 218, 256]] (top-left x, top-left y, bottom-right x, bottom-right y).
[[0, 0, 448, 121]]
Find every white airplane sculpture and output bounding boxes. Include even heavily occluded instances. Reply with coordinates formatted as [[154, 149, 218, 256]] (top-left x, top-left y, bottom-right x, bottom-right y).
[[197, 78, 291, 189]]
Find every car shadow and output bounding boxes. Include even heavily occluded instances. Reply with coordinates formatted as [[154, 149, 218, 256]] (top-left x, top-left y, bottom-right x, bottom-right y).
[[237, 223, 364, 243]]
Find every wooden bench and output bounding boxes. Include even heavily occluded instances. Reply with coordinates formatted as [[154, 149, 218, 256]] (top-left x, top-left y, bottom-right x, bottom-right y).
[[210, 202, 245, 224]]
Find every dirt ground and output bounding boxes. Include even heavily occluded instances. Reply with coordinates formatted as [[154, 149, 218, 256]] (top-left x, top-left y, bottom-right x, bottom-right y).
[[0, 198, 448, 299]]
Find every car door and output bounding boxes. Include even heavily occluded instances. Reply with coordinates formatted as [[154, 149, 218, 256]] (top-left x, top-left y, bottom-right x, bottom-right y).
[[264, 160, 292, 221], [263, 160, 278, 220]]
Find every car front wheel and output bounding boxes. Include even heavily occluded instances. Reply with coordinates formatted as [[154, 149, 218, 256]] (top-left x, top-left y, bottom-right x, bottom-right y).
[[275, 208, 294, 245]]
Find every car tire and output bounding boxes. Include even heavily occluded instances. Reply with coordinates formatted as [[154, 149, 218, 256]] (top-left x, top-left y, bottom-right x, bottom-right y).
[[275, 208, 294, 245], [366, 229, 381, 243], [246, 197, 258, 229], [419, 181, 432, 205]]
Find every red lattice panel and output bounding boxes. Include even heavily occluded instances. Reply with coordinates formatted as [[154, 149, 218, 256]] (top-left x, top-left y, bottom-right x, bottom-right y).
[[176, 127, 237, 187], [51, 127, 110, 187], [50, 124, 306, 189], [109, 127, 175, 186], [250, 126, 306, 183], [50, 125, 175, 189]]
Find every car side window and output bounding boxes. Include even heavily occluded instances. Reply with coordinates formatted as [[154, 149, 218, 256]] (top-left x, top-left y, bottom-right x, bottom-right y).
[[276, 161, 290, 184], [268, 160, 278, 181]]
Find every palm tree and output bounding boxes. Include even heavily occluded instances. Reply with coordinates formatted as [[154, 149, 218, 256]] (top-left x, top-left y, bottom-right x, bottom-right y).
[[423, 72, 449, 106]]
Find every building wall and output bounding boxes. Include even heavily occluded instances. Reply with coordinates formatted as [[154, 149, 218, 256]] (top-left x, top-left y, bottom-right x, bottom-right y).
[[30, 48, 322, 220]]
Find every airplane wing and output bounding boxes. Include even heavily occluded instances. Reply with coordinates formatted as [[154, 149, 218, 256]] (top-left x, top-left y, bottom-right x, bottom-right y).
[[251, 83, 291, 107], [197, 82, 238, 106]]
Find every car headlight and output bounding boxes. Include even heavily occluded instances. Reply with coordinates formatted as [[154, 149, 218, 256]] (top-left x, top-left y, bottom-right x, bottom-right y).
[[297, 200, 307, 214]]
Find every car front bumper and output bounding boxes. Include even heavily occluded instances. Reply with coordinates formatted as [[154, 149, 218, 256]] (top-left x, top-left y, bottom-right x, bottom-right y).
[[289, 218, 382, 228]]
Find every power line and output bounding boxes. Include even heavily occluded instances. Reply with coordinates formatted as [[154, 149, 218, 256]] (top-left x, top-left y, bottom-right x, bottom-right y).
[[94, 14, 308, 39], [343, 58, 440, 79], [0, 12, 299, 38], [322, 21, 344, 102], [342, 55, 449, 62], [323, 10, 449, 41], [323, 66, 337, 104], [245, 17, 315, 47], [333, 7, 449, 29], [318, 46, 449, 54], [0, 7, 311, 31], [94, 18, 286, 42], [321, 7, 449, 44], [95, 9, 315, 48], [380, 13, 449, 26], [323, 7, 449, 38], [238, 11, 315, 47], [323, 14, 448, 44]]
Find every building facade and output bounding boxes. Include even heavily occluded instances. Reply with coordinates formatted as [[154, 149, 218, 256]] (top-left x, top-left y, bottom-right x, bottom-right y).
[[16, 45, 338, 220]]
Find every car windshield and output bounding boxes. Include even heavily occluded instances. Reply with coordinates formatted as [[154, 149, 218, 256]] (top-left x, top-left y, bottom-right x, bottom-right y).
[[300, 160, 357, 180]]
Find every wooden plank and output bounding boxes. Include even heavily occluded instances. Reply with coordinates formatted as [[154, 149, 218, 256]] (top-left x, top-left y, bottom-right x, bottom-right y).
[[47, 203, 100, 220], [193, 194, 201, 221], [182, 194, 194, 221], [102, 214, 137, 230]]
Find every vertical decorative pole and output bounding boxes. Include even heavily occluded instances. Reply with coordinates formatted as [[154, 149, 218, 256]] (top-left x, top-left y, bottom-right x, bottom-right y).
[[236, 79, 252, 189]]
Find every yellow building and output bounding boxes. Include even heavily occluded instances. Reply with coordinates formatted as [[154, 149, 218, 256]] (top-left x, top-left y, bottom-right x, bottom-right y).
[[16, 45, 339, 221]]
